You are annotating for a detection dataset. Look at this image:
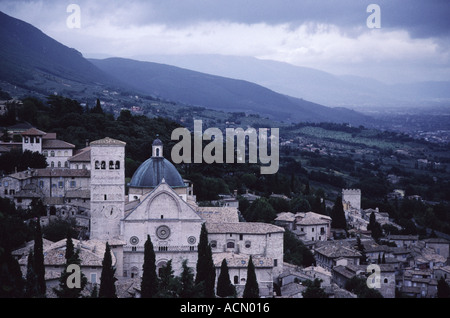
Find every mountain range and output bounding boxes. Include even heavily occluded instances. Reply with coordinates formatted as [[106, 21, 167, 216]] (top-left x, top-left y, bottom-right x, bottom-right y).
[[133, 54, 450, 110], [0, 10, 417, 126]]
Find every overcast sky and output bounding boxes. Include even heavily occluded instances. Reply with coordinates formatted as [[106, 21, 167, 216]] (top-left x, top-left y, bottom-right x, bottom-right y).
[[0, 0, 449, 83]]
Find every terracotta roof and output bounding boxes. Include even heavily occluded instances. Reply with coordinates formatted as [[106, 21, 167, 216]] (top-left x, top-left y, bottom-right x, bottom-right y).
[[21, 128, 46, 136], [196, 206, 240, 223], [90, 137, 126, 146], [34, 168, 90, 178], [315, 244, 361, 259], [212, 252, 273, 268], [42, 139, 75, 149], [296, 212, 331, 226], [68, 147, 91, 162], [206, 222, 284, 235]]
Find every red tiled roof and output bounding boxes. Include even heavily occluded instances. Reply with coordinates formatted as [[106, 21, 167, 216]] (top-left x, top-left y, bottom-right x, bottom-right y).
[[21, 128, 46, 136], [42, 139, 75, 149]]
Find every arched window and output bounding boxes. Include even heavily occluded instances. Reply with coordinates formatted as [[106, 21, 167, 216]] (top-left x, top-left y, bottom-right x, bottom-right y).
[[50, 151, 55, 157], [109, 161, 114, 169], [210, 241, 217, 248], [156, 148, 160, 156], [234, 276, 239, 284], [245, 241, 251, 248], [115, 161, 120, 169], [384, 278, 388, 284], [227, 242, 235, 249], [95, 161, 100, 169], [130, 267, 139, 279], [57, 161, 61, 168], [51, 162, 55, 168], [101, 161, 106, 169]]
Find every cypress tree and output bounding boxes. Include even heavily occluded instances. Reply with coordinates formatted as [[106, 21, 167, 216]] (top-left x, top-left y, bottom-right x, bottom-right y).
[[437, 277, 450, 298], [157, 260, 177, 298], [243, 256, 259, 298], [302, 278, 327, 298], [99, 242, 117, 298], [141, 235, 158, 298], [24, 250, 39, 298], [179, 259, 196, 298], [217, 259, 236, 298], [195, 223, 216, 298], [0, 247, 24, 298], [65, 231, 74, 261], [91, 98, 104, 114], [33, 218, 46, 297], [331, 196, 347, 230]]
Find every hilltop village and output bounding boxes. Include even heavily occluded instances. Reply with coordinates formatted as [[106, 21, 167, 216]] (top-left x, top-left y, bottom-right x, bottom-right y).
[[0, 127, 449, 298]]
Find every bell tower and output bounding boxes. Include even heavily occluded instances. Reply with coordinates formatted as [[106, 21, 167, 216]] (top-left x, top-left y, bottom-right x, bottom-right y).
[[90, 137, 126, 241], [152, 137, 163, 158]]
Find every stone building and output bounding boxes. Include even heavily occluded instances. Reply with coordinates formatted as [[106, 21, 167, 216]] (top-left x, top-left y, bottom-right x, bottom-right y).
[[274, 211, 331, 243], [21, 128, 76, 168], [342, 189, 361, 214]]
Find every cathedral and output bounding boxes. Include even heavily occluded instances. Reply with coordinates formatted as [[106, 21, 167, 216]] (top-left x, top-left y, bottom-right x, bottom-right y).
[[9, 135, 284, 297]]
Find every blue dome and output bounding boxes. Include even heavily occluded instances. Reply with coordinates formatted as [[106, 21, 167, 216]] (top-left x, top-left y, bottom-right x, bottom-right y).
[[129, 157, 185, 188]]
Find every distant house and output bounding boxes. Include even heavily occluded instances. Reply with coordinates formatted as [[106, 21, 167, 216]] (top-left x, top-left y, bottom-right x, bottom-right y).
[[21, 128, 76, 168], [332, 263, 396, 298], [387, 235, 419, 248], [274, 211, 332, 242], [314, 242, 361, 270], [422, 238, 450, 260], [400, 268, 437, 298]]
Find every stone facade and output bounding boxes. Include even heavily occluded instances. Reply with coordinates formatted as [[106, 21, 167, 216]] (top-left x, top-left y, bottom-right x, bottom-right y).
[[342, 189, 361, 213], [90, 137, 126, 242], [122, 181, 203, 277]]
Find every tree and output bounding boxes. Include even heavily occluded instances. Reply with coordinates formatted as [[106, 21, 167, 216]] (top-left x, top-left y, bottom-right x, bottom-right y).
[[24, 250, 39, 298], [33, 218, 46, 297], [217, 259, 236, 298], [283, 230, 315, 267], [367, 212, 383, 241], [43, 217, 78, 242], [195, 223, 216, 298], [179, 259, 196, 298], [290, 196, 311, 212], [91, 99, 104, 114], [437, 277, 450, 298], [302, 279, 327, 298], [243, 198, 277, 223], [243, 256, 259, 298], [157, 260, 179, 298], [65, 232, 74, 261], [141, 235, 158, 298], [0, 248, 25, 298], [345, 276, 383, 298], [331, 196, 347, 230], [99, 242, 117, 298], [356, 236, 367, 265]]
